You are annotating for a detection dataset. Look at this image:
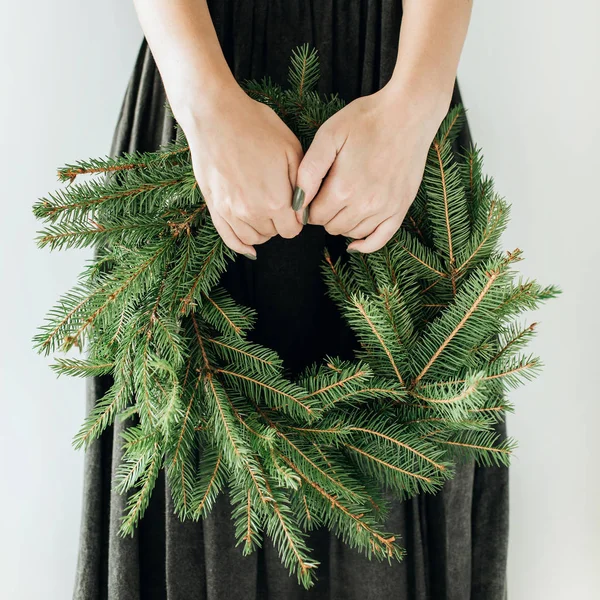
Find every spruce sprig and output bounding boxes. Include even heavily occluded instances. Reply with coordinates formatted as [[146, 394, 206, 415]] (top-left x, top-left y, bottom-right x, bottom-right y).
[[32, 43, 560, 588]]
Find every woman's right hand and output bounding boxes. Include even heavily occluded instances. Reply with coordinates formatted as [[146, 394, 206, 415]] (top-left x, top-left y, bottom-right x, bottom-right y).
[[180, 86, 304, 259]]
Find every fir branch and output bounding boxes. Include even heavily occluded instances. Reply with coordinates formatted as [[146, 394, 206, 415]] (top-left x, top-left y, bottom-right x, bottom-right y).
[[411, 257, 512, 386], [33, 45, 560, 589], [118, 437, 163, 535]]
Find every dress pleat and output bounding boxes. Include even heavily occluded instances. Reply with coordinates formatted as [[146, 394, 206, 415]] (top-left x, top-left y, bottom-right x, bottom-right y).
[[73, 2, 508, 598]]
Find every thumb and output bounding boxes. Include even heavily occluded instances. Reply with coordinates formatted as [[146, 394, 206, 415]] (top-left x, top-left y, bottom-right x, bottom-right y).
[[293, 127, 340, 222]]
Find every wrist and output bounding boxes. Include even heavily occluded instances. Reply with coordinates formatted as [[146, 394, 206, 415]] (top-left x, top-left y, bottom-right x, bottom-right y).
[[169, 72, 245, 131], [380, 71, 454, 132]]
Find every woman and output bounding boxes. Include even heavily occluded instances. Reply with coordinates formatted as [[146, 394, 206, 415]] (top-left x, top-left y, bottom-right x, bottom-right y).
[[73, 1, 509, 598]]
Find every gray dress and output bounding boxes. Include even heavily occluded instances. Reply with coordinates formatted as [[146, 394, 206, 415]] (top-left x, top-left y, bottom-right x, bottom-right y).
[[73, 2, 509, 598]]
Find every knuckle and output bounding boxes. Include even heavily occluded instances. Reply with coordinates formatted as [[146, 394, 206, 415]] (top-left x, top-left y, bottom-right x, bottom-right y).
[[315, 122, 335, 143], [215, 194, 234, 216], [333, 181, 354, 201], [253, 231, 270, 245], [236, 231, 255, 246], [266, 197, 287, 213], [278, 224, 302, 239], [223, 184, 244, 207], [293, 138, 304, 156], [363, 191, 379, 210], [298, 160, 319, 181], [308, 209, 325, 225], [257, 101, 275, 117], [235, 202, 254, 222], [286, 134, 303, 156], [253, 234, 271, 246]]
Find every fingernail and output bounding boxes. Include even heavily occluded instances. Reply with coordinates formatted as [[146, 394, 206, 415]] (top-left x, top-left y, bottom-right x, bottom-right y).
[[302, 206, 309, 225], [292, 186, 305, 211], [347, 248, 360, 254], [243, 253, 257, 260]]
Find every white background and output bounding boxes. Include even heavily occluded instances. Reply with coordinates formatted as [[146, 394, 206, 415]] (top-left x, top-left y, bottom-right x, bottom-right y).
[[1, 1, 598, 598]]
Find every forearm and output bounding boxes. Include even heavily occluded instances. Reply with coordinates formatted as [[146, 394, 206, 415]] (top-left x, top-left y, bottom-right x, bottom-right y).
[[387, 0, 473, 120], [132, 0, 242, 127]]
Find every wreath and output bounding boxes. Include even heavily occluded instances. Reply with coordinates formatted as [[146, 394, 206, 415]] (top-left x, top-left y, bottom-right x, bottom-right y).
[[33, 45, 559, 588]]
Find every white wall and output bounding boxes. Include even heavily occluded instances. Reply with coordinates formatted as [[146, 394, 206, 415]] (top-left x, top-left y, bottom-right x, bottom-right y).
[[1, 1, 597, 598], [0, 3, 142, 599], [459, 2, 600, 598]]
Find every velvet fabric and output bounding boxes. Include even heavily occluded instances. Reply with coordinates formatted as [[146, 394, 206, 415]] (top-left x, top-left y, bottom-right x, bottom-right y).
[[73, 2, 509, 598]]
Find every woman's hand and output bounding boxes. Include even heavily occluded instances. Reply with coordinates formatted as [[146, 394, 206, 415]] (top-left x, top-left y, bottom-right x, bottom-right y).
[[182, 86, 304, 258], [293, 83, 450, 253]]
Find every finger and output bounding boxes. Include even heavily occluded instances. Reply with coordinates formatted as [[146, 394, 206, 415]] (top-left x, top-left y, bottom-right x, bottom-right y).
[[324, 200, 381, 236], [210, 209, 257, 259], [346, 215, 401, 254], [322, 205, 352, 235], [231, 209, 277, 238], [247, 213, 279, 238], [306, 164, 349, 226], [284, 143, 310, 228], [266, 146, 304, 237], [341, 214, 382, 239], [220, 189, 277, 238], [228, 215, 272, 245], [253, 219, 278, 238], [287, 139, 304, 189], [294, 125, 345, 219], [272, 205, 303, 239]]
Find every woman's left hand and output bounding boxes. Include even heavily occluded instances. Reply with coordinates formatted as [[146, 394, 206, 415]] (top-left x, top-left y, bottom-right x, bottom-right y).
[[293, 83, 450, 253]]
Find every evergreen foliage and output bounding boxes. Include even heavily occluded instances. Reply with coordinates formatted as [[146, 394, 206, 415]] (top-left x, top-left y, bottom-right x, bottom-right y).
[[32, 44, 559, 588]]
